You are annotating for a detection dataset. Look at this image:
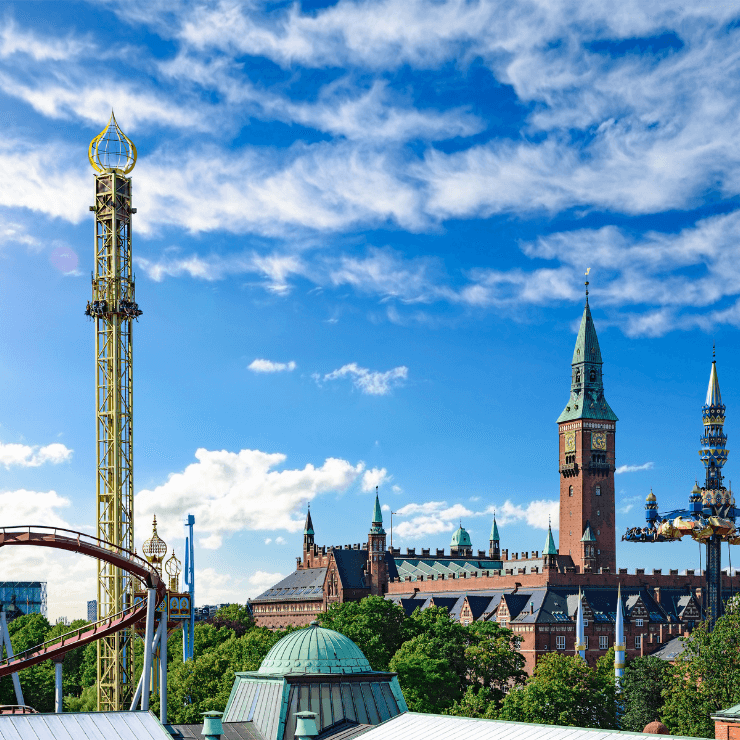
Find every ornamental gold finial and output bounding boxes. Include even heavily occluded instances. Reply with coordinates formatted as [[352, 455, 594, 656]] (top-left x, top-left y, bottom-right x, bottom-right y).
[[142, 514, 167, 573], [88, 110, 137, 175]]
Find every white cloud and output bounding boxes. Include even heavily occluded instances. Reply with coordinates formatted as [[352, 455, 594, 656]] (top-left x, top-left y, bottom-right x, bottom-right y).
[[322, 363, 408, 395], [616, 462, 655, 474], [248, 358, 297, 373], [0, 441, 73, 468], [135, 447, 372, 549], [486, 499, 560, 531], [0, 488, 93, 622], [264, 538, 272, 545], [276, 536, 286, 545], [393, 501, 475, 540], [361, 467, 390, 492], [391, 496, 559, 541], [195, 567, 246, 606], [617, 504, 635, 514], [248, 570, 286, 598]]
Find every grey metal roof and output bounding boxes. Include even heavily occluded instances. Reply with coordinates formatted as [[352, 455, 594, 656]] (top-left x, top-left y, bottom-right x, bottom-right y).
[[223, 675, 286, 739], [251, 568, 327, 603], [167, 722, 262, 739], [0, 711, 172, 740], [652, 635, 688, 662], [357, 711, 698, 739]]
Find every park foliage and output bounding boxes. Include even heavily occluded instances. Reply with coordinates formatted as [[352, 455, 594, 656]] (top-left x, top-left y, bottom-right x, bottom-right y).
[[1, 594, 740, 736]]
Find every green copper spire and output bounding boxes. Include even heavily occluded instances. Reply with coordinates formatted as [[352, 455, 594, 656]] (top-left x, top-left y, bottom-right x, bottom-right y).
[[490, 516, 500, 542], [370, 489, 385, 535], [557, 291, 618, 423], [304, 508, 314, 536], [544, 522, 557, 555], [581, 522, 596, 542]]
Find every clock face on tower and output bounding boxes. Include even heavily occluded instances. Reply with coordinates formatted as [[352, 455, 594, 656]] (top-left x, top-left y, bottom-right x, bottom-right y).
[[565, 432, 576, 452], [591, 432, 607, 450]]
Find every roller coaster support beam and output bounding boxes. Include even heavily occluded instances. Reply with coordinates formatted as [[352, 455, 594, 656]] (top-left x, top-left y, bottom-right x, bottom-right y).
[[54, 657, 63, 713], [130, 611, 164, 711], [0, 611, 24, 706], [141, 588, 156, 711], [158, 615, 167, 724]]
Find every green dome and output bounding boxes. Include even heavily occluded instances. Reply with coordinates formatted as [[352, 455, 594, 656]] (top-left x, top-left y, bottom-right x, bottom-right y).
[[451, 526, 472, 548], [258, 622, 373, 675]]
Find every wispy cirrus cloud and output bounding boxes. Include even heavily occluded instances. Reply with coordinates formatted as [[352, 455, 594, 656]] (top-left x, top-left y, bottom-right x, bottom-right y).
[[320, 363, 408, 396], [616, 462, 655, 474]]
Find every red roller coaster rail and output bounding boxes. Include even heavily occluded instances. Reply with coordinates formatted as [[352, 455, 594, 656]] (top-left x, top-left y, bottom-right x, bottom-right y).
[[0, 526, 165, 678]]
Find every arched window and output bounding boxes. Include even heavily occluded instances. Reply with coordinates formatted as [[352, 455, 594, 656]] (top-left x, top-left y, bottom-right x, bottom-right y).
[[590, 368, 597, 382], [595, 486, 601, 496], [569, 486, 574, 497], [575, 369, 581, 383]]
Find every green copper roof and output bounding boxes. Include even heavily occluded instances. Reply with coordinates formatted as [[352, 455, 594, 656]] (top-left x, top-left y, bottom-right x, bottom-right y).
[[370, 493, 386, 534], [544, 525, 557, 555], [490, 518, 500, 542], [707, 360, 722, 406], [258, 622, 372, 675], [451, 526, 472, 548], [557, 300, 618, 424], [581, 523, 596, 542], [572, 301, 602, 365], [304, 509, 314, 536]]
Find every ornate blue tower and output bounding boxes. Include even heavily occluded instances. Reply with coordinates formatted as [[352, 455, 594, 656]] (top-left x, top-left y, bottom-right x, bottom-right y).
[[624, 350, 736, 630]]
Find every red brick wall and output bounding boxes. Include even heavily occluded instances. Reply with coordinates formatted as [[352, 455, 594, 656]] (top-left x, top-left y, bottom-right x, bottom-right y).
[[715, 720, 740, 739], [559, 420, 616, 573]]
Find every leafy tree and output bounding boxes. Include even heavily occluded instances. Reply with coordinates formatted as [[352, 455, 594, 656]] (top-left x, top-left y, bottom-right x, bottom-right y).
[[620, 655, 670, 732], [388, 644, 459, 713], [210, 603, 254, 637], [498, 652, 618, 729], [318, 596, 406, 670], [662, 600, 740, 738], [445, 686, 498, 719], [464, 621, 526, 708]]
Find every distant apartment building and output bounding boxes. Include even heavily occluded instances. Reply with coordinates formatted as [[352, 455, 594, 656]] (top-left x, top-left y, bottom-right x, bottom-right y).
[[0, 582, 47, 622], [87, 599, 97, 622], [194, 603, 231, 622]]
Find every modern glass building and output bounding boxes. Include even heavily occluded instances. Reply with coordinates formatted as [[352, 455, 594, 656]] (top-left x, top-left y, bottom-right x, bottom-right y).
[[0, 582, 48, 621]]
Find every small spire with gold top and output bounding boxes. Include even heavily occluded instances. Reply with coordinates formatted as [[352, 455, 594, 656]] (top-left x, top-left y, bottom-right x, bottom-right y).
[[88, 110, 137, 175], [142, 515, 167, 574], [165, 550, 182, 592]]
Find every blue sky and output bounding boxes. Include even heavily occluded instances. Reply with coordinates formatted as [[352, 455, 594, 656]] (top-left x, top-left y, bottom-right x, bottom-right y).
[[1, 0, 740, 620]]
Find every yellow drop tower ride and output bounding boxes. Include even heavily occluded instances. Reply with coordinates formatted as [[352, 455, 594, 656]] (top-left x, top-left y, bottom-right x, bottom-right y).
[[86, 113, 142, 711]]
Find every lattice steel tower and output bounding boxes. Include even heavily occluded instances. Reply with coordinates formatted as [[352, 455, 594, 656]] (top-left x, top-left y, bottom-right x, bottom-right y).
[[86, 112, 142, 711]]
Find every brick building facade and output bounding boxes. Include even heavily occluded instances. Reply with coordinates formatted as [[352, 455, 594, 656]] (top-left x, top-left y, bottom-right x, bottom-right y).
[[250, 294, 733, 672]]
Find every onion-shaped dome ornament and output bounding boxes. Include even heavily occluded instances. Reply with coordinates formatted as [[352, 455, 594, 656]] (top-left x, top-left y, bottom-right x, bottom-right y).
[[88, 110, 137, 175], [165, 550, 182, 591], [142, 515, 167, 573]]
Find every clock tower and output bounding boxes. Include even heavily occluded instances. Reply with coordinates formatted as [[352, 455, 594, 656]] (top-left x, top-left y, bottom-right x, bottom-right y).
[[557, 287, 618, 573]]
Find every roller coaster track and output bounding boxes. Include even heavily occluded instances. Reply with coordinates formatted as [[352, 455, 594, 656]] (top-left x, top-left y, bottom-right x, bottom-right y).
[[0, 526, 165, 678]]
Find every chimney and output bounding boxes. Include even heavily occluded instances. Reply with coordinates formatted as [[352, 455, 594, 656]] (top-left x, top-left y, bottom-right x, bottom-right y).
[[202, 711, 223, 740], [295, 711, 319, 739], [653, 586, 661, 604]]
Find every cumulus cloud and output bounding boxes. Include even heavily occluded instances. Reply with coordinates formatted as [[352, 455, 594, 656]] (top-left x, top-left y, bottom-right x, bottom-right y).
[[393, 501, 475, 540], [0, 488, 93, 621], [135, 447, 379, 548], [0, 441, 73, 468], [248, 570, 286, 598], [391, 497, 558, 541], [248, 358, 297, 373], [616, 462, 655, 474], [322, 363, 408, 395], [362, 467, 390, 492], [487, 499, 559, 531]]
